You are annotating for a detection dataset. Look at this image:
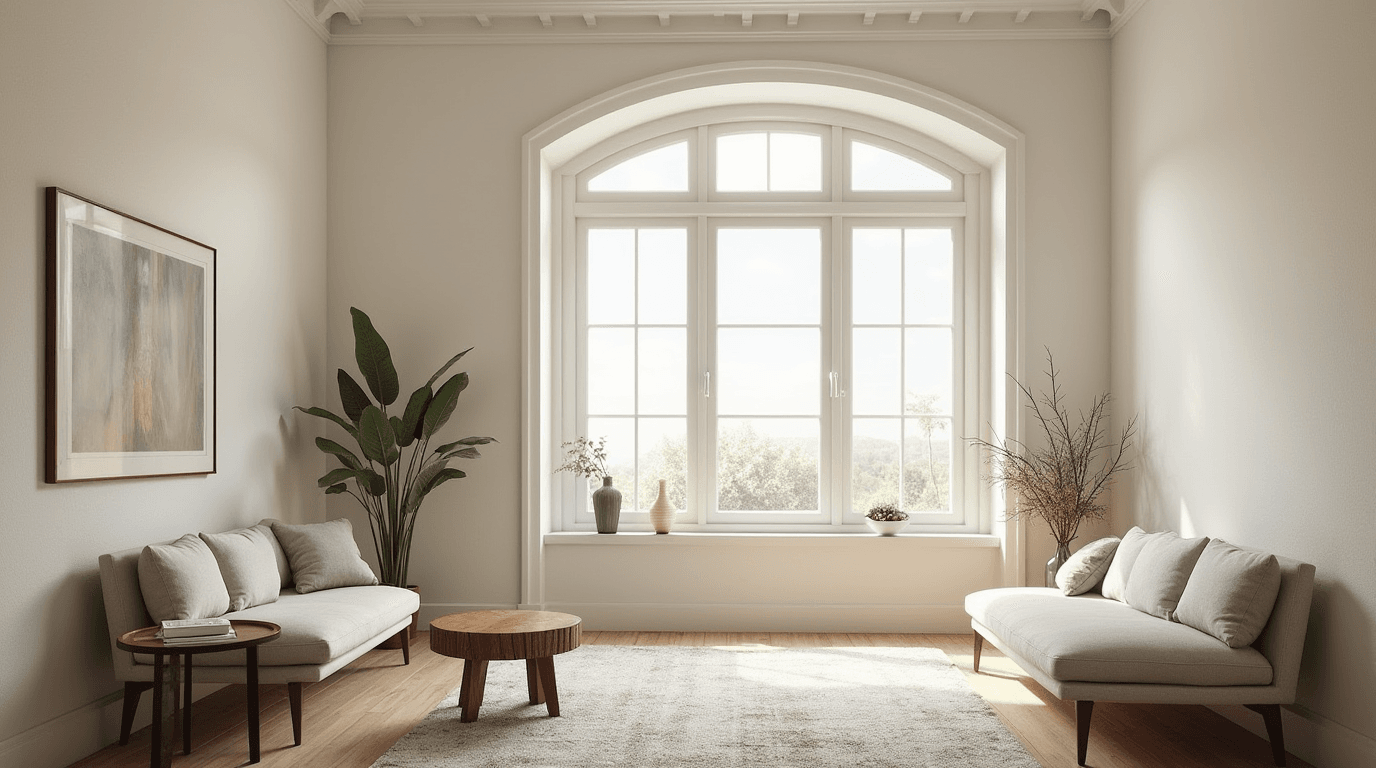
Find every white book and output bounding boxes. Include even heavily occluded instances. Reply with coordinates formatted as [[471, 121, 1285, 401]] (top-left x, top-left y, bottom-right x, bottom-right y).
[[160, 618, 232, 638], [160, 629, 239, 646]]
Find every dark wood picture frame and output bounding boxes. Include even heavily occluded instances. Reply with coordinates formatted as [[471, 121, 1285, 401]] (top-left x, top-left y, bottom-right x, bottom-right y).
[[46, 187, 216, 482]]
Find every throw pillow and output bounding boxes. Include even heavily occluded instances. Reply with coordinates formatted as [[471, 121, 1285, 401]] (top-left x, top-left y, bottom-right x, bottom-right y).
[[1099, 526, 1151, 602], [200, 527, 281, 612], [1124, 532, 1210, 620], [256, 518, 294, 588], [1175, 539, 1282, 648], [1054, 536, 1122, 596], [271, 519, 378, 593], [137, 534, 231, 623]]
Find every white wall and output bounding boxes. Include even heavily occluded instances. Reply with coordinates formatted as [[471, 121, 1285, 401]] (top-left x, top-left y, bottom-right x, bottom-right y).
[[0, 2, 328, 766], [328, 39, 1111, 627], [1110, 1, 1376, 765]]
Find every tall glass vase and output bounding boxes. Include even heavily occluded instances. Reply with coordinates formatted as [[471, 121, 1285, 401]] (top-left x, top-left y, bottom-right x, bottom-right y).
[[1046, 542, 1072, 587]]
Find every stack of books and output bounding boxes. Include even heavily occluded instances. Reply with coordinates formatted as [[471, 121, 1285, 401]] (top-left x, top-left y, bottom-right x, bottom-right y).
[[156, 618, 238, 646]]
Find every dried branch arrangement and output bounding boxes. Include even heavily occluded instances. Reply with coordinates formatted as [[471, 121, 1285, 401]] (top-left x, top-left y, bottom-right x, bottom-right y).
[[969, 352, 1137, 547], [556, 436, 611, 480]]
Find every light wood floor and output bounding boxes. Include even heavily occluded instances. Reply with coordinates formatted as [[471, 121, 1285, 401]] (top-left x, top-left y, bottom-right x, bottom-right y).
[[70, 631, 1312, 768]]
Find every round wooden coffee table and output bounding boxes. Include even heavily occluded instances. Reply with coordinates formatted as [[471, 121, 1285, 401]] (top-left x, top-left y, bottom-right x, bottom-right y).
[[430, 610, 581, 722], [117, 620, 280, 767]]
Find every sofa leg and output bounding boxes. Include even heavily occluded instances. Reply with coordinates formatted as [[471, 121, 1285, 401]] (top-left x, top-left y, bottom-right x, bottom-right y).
[[288, 682, 303, 746], [119, 682, 153, 745], [1076, 700, 1094, 766], [396, 629, 411, 665], [1246, 704, 1287, 766], [972, 632, 983, 673]]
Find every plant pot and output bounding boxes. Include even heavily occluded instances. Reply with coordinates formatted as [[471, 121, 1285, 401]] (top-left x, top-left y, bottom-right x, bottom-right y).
[[592, 476, 622, 534], [378, 585, 421, 648], [865, 518, 910, 536]]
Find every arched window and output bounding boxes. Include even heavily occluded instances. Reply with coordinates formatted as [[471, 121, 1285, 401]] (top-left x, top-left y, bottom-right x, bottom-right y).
[[554, 108, 987, 533]]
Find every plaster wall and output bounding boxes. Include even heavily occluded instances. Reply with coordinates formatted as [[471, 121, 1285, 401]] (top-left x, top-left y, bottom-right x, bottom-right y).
[[327, 38, 1111, 626], [0, 2, 328, 765], [1110, 1, 1376, 765]]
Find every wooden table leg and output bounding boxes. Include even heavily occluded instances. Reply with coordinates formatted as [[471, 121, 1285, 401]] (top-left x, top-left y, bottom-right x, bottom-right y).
[[535, 657, 560, 718], [247, 645, 261, 763], [151, 654, 177, 768], [182, 655, 193, 754], [526, 659, 545, 704], [459, 659, 489, 723]]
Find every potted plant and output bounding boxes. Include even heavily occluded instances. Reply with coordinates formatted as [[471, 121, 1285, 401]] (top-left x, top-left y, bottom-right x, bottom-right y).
[[968, 351, 1136, 586], [865, 503, 910, 536], [556, 436, 621, 533], [295, 308, 495, 604]]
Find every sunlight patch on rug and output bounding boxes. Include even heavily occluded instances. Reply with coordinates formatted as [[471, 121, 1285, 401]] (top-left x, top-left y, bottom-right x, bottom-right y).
[[371, 645, 1040, 768]]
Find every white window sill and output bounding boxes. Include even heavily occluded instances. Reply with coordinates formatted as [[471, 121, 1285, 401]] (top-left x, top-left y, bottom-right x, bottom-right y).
[[543, 531, 1001, 549]]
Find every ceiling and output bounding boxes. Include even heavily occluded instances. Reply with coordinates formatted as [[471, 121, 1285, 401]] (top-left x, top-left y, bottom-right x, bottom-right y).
[[284, 0, 1145, 44]]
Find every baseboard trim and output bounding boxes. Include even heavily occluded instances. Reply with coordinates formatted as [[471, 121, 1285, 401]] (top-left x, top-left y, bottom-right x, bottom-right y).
[[0, 683, 226, 768], [1212, 702, 1376, 768], [541, 601, 971, 632]]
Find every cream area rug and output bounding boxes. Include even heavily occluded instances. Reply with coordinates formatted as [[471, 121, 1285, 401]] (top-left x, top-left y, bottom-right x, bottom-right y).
[[370, 645, 1041, 767]]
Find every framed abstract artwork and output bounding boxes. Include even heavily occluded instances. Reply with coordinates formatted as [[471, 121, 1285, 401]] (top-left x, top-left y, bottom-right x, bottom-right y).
[[45, 188, 216, 482]]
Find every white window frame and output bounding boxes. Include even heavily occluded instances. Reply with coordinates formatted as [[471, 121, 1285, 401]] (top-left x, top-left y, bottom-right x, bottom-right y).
[[557, 107, 987, 534]]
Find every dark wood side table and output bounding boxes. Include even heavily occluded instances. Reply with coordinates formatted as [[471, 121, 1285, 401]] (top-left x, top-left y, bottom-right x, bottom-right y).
[[430, 610, 581, 722], [117, 620, 280, 768]]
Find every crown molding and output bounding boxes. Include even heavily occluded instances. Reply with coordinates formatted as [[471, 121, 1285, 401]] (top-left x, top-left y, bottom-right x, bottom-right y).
[[283, 0, 1124, 45]]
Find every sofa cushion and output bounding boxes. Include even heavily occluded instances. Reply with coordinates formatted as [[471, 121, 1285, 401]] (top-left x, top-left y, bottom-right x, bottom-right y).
[[966, 588, 1273, 687], [137, 535, 230, 623], [1175, 539, 1282, 648], [271, 519, 378, 593], [200, 527, 281, 612], [187, 586, 419, 667], [256, 519, 294, 589], [1100, 526, 1151, 602], [1055, 536, 1120, 596], [1124, 533, 1210, 620]]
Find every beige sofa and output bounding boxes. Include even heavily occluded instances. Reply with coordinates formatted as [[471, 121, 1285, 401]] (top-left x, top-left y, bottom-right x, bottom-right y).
[[98, 519, 419, 748], [965, 534, 1315, 767]]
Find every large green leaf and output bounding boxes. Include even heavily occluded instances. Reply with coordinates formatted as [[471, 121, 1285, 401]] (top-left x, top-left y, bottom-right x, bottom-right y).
[[406, 459, 466, 513], [421, 373, 468, 439], [440, 447, 482, 461], [294, 406, 358, 441], [425, 347, 473, 389], [325, 483, 349, 495], [357, 406, 400, 466], [396, 385, 432, 448], [318, 467, 359, 487], [337, 370, 372, 423], [432, 436, 497, 455], [316, 437, 362, 470], [351, 307, 400, 406], [417, 468, 467, 501], [357, 469, 387, 496]]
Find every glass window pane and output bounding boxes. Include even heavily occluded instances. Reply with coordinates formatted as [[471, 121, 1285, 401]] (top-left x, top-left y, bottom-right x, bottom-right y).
[[717, 418, 819, 512], [851, 141, 953, 191], [905, 228, 954, 325], [717, 228, 821, 325], [904, 416, 951, 512], [717, 133, 767, 191], [587, 328, 635, 415], [638, 328, 686, 416], [852, 328, 901, 416], [587, 141, 689, 192], [769, 133, 822, 191], [637, 229, 687, 324], [853, 418, 901, 515], [718, 328, 819, 416], [584, 417, 636, 498], [637, 418, 686, 511], [587, 229, 635, 324], [904, 328, 952, 415], [852, 228, 901, 325]]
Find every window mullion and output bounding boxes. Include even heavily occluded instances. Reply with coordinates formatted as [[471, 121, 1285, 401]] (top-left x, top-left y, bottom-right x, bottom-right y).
[[696, 215, 712, 525], [830, 214, 847, 525]]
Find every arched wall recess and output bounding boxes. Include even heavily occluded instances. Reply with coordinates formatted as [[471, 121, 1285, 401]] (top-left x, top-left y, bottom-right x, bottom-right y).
[[520, 61, 1026, 609]]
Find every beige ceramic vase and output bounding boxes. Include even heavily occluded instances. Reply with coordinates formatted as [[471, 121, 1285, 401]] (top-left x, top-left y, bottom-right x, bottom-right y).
[[649, 479, 675, 534]]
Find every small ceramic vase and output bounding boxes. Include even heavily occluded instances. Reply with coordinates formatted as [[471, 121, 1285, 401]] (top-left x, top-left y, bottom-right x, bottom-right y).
[[649, 479, 674, 534], [592, 476, 622, 534]]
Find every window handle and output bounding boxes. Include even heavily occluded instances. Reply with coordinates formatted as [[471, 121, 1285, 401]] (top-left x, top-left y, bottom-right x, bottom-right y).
[[829, 371, 845, 398], [703, 371, 712, 398]]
